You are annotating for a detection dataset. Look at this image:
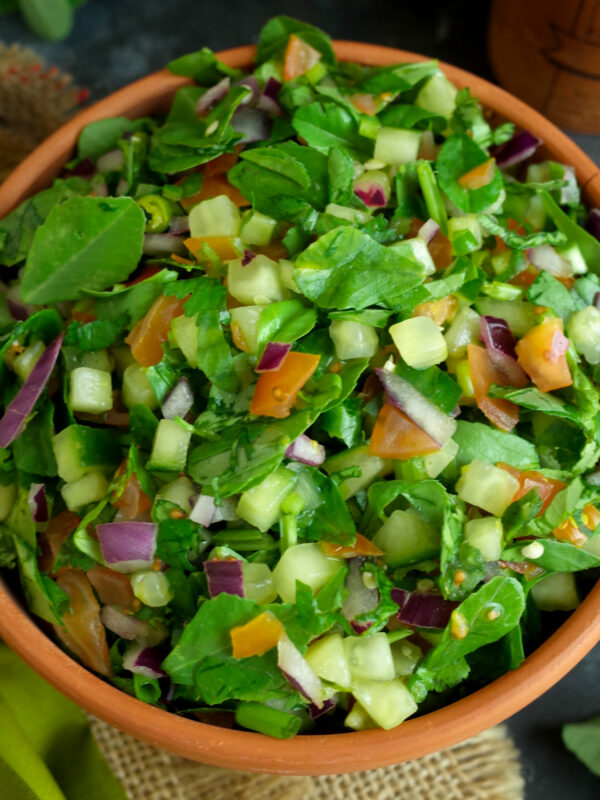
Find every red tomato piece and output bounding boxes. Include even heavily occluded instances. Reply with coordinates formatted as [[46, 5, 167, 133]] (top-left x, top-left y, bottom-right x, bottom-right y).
[[467, 344, 519, 432], [368, 404, 440, 459], [250, 351, 320, 419]]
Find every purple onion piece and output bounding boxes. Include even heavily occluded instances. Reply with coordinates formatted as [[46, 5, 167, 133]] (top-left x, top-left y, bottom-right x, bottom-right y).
[[545, 328, 569, 363], [308, 696, 336, 720], [96, 522, 157, 573], [494, 130, 542, 170], [161, 377, 194, 420], [285, 434, 326, 466], [231, 107, 272, 144], [586, 209, 600, 243], [0, 333, 64, 448], [263, 77, 282, 101], [341, 558, 379, 630], [353, 175, 388, 208], [190, 494, 216, 527], [28, 483, 48, 523], [391, 587, 409, 609], [397, 592, 459, 629], [593, 291, 600, 310], [66, 157, 96, 178], [480, 315, 518, 359], [196, 77, 230, 113], [242, 249, 256, 266], [256, 341, 291, 372], [7, 297, 30, 321], [277, 633, 324, 708], [204, 559, 244, 598], [168, 215, 190, 235], [375, 368, 456, 447], [256, 94, 284, 117], [526, 244, 572, 278], [350, 620, 373, 634], [418, 218, 440, 244], [122, 644, 167, 679], [142, 233, 187, 257]]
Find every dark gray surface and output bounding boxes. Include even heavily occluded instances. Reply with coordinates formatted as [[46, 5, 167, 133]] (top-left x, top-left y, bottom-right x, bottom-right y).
[[2, 1, 600, 795]]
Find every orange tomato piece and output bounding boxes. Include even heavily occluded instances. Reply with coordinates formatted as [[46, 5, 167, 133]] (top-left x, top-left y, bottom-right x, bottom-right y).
[[283, 33, 322, 82], [250, 351, 320, 419], [582, 504, 600, 533], [71, 309, 96, 323], [113, 472, 152, 520], [180, 174, 248, 211], [170, 254, 194, 266], [125, 264, 161, 287], [467, 344, 519, 432], [125, 294, 187, 367], [428, 229, 454, 271], [458, 158, 496, 190], [497, 463, 566, 514], [184, 236, 240, 261], [201, 151, 240, 177], [368, 404, 440, 459], [38, 510, 81, 574], [350, 93, 377, 115], [510, 266, 539, 288], [413, 295, 457, 326], [515, 317, 572, 393], [553, 517, 587, 547], [87, 565, 134, 607], [230, 611, 284, 658], [321, 533, 383, 559], [53, 570, 112, 676]]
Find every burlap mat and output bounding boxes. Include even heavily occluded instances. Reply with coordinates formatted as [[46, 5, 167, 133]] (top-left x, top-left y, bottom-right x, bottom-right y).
[[91, 717, 524, 800]]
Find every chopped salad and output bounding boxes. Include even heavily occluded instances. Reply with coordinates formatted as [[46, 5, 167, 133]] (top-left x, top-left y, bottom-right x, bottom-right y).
[[2, 16, 600, 738]]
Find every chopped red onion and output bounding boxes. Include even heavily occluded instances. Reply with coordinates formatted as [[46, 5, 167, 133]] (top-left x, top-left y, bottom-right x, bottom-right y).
[[96, 522, 157, 573], [256, 93, 284, 117], [196, 77, 230, 113], [161, 377, 194, 420], [242, 249, 256, 266], [28, 483, 48, 523], [190, 493, 216, 527], [256, 341, 291, 372], [212, 496, 240, 523], [204, 559, 244, 598], [341, 558, 378, 631], [231, 107, 272, 143], [494, 130, 541, 170], [168, 215, 190, 235], [308, 696, 336, 720], [396, 591, 459, 629], [527, 245, 572, 278], [594, 291, 600, 310], [375, 368, 457, 447], [96, 148, 125, 173], [480, 316, 529, 387], [285, 434, 326, 466], [544, 328, 569, 363], [263, 77, 282, 101], [418, 218, 440, 244], [101, 605, 147, 640], [92, 181, 109, 197], [277, 633, 324, 708], [142, 233, 187, 257], [391, 587, 409, 609], [122, 644, 167, 679], [586, 209, 600, 243], [66, 157, 96, 178], [0, 333, 63, 449], [354, 174, 388, 208]]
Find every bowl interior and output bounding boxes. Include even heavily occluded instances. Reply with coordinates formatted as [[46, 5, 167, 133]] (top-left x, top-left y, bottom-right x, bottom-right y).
[[0, 41, 599, 775]]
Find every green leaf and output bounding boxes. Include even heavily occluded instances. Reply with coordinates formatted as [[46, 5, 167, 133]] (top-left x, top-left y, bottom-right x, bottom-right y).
[[542, 191, 600, 273], [13, 537, 69, 624], [256, 300, 317, 354], [502, 539, 600, 573], [294, 226, 425, 310], [478, 213, 567, 249], [436, 134, 503, 213], [94, 268, 177, 327], [394, 361, 461, 415], [319, 397, 363, 447], [63, 319, 123, 352], [329, 308, 392, 327], [156, 518, 209, 570], [21, 197, 145, 304], [451, 421, 539, 471], [12, 400, 58, 477], [78, 117, 142, 159], [167, 47, 243, 83], [525, 271, 576, 319], [526, 478, 600, 537], [256, 15, 336, 67], [291, 102, 370, 158], [128, 404, 158, 450], [295, 465, 356, 545], [562, 716, 600, 777], [356, 61, 437, 94], [327, 147, 355, 205], [19, 0, 74, 41], [379, 103, 445, 132]]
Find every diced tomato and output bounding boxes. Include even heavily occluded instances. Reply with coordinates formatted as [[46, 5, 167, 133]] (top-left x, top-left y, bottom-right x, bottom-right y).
[[428, 229, 454, 271], [553, 517, 587, 547], [497, 463, 566, 514], [125, 264, 162, 287], [87, 565, 134, 607], [38, 510, 81, 574], [497, 559, 544, 580], [113, 472, 152, 520], [359, 372, 384, 403], [184, 236, 240, 262], [369, 404, 440, 459], [250, 351, 320, 418], [350, 93, 377, 115], [71, 309, 96, 323], [321, 533, 383, 558], [458, 158, 496, 190], [407, 217, 425, 238], [507, 218, 527, 235], [179, 174, 248, 211], [230, 611, 284, 658], [510, 266, 540, 289], [125, 294, 187, 367], [283, 33, 322, 82], [582, 504, 600, 533], [201, 151, 240, 177], [515, 316, 572, 393], [467, 344, 519, 432], [413, 295, 457, 326], [53, 570, 112, 676]]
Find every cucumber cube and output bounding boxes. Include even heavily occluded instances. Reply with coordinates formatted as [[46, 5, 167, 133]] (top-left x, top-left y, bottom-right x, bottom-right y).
[[228, 255, 285, 305], [558, 243, 587, 275], [272, 543, 342, 603], [323, 444, 392, 499], [305, 633, 352, 688], [236, 466, 296, 532], [391, 640, 422, 677], [240, 210, 277, 246], [70, 367, 113, 414], [416, 73, 458, 118], [329, 319, 378, 360], [279, 259, 300, 293], [229, 305, 265, 354], [374, 127, 421, 165], [448, 214, 483, 250], [390, 316, 448, 369], [531, 572, 579, 611], [464, 516, 504, 561], [444, 306, 481, 359], [352, 678, 418, 729], [61, 471, 109, 511], [148, 419, 192, 472], [13, 340, 45, 383], [325, 203, 372, 225], [373, 509, 440, 567], [189, 194, 241, 237], [344, 633, 395, 682], [53, 425, 120, 483], [81, 350, 113, 373], [423, 438, 458, 478], [456, 459, 519, 517], [131, 570, 173, 607], [171, 314, 198, 367], [156, 476, 195, 513], [344, 702, 378, 731], [567, 306, 600, 365], [0, 483, 16, 522], [122, 364, 158, 410], [242, 562, 277, 604]]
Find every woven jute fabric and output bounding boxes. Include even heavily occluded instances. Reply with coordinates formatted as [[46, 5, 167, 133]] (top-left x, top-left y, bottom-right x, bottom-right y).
[[90, 717, 524, 800]]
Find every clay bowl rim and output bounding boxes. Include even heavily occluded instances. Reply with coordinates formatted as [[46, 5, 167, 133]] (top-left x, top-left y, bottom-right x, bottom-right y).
[[1, 41, 600, 776]]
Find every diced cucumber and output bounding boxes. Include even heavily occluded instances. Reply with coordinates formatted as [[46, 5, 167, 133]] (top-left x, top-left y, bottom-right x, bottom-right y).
[[374, 127, 421, 165], [389, 316, 448, 369], [448, 214, 483, 250], [352, 678, 418, 730], [156, 476, 195, 513], [491, 251, 511, 276], [148, 419, 192, 472], [131, 570, 173, 607], [240, 210, 277, 246], [344, 633, 395, 682], [373, 509, 440, 567], [323, 444, 392, 499], [443, 306, 481, 359], [526, 163, 550, 183], [344, 702, 378, 731], [473, 298, 537, 337], [567, 306, 600, 365], [189, 194, 241, 237], [236, 466, 297, 532], [0, 483, 17, 522], [279, 259, 299, 293], [61, 471, 109, 511], [456, 459, 519, 516], [171, 314, 198, 367], [81, 350, 113, 373], [415, 73, 458, 118], [228, 254, 285, 305], [531, 572, 579, 611], [329, 319, 378, 360], [527, 194, 546, 231], [229, 305, 265, 355], [110, 345, 136, 376], [423, 438, 458, 478], [52, 425, 120, 483], [69, 367, 113, 414], [13, 340, 45, 382], [305, 633, 352, 688], [405, 237, 436, 275], [464, 516, 504, 561], [272, 543, 341, 603], [391, 639, 422, 677], [122, 363, 159, 410], [325, 203, 372, 225], [242, 562, 277, 604]]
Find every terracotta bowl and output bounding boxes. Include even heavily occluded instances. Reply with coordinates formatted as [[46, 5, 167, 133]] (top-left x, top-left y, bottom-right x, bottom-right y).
[[1, 42, 600, 776]]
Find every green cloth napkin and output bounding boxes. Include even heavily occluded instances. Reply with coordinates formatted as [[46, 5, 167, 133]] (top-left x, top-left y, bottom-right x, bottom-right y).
[[0, 644, 128, 800]]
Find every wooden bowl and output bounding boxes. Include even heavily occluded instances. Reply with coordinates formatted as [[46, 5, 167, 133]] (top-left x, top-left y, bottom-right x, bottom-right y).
[[1, 42, 599, 776]]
